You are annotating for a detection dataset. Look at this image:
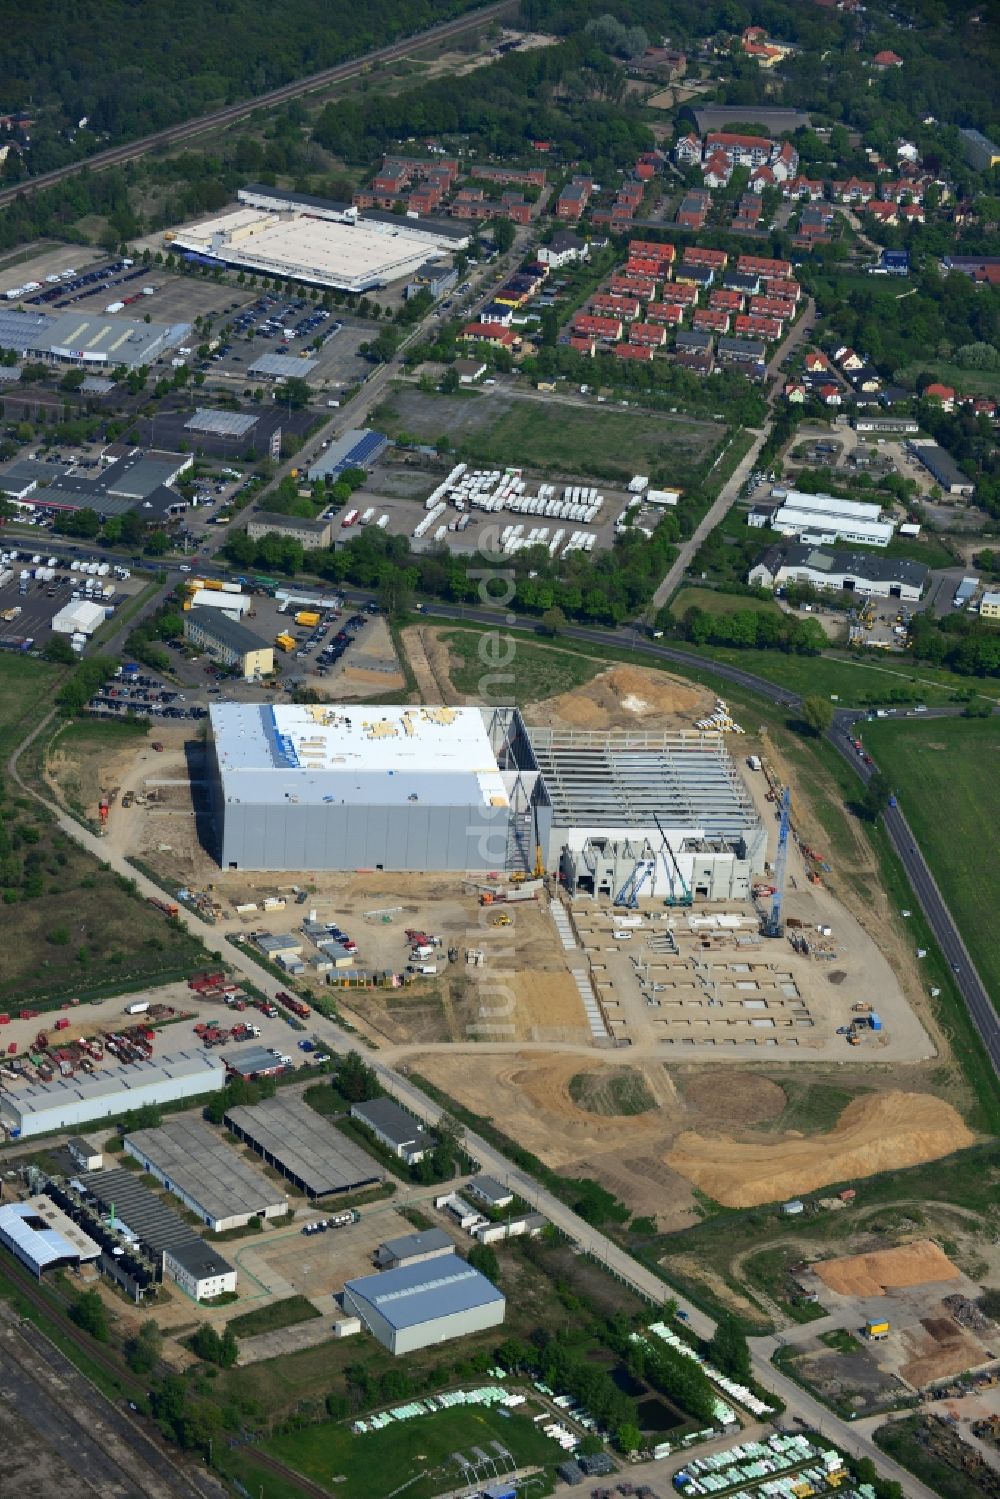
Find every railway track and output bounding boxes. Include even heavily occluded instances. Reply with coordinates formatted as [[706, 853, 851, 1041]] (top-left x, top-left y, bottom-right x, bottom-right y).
[[0, 0, 516, 210], [0, 1254, 329, 1498]]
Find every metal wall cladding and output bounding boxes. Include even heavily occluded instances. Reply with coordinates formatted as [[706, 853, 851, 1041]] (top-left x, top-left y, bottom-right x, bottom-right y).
[[219, 799, 512, 871]]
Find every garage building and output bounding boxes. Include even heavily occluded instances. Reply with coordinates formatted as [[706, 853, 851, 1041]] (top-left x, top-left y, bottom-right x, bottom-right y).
[[123, 1119, 288, 1232], [207, 702, 550, 873], [224, 1094, 384, 1198], [343, 1258, 506, 1355]]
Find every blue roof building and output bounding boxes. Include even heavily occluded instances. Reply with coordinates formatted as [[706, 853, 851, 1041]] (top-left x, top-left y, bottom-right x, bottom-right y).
[[342, 1257, 505, 1354]]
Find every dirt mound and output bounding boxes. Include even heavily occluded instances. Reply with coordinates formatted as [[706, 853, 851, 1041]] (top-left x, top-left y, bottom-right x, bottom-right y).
[[666, 1091, 973, 1207], [530, 665, 715, 732], [814, 1241, 962, 1297], [680, 1071, 787, 1126], [569, 1066, 657, 1117]]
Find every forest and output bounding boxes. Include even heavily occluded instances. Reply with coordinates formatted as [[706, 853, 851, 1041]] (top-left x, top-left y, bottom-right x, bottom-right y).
[[314, 36, 652, 173], [0, 0, 488, 171]]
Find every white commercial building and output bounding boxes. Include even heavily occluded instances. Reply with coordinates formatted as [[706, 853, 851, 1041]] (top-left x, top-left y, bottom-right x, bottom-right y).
[[750, 544, 928, 602], [751, 489, 894, 547], [171, 201, 469, 294], [163, 1240, 238, 1301], [187, 587, 252, 616], [0, 1050, 226, 1139]]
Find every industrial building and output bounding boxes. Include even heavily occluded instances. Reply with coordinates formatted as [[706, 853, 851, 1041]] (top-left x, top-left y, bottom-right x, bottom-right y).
[[908, 442, 976, 497], [77, 1167, 236, 1300], [246, 510, 334, 550], [186, 588, 252, 616], [749, 489, 894, 547], [350, 1098, 434, 1165], [306, 428, 388, 483], [207, 703, 551, 873], [374, 1228, 455, 1270], [0, 307, 190, 369], [467, 1175, 514, 1210], [224, 1095, 384, 1198], [0, 447, 192, 518], [0, 1050, 226, 1140], [183, 610, 273, 681], [249, 352, 319, 380], [170, 195, 469, 294], [123, 1119, 288, 1232], [959, 127, 1000, 172], [852, 414, 919, 436], [0, 1199, 101, 1278], [343, 1258, 506, 1355], [980, 590, 1000, 621], [749, 543, 928, 602], [530, 725, 767, 901]]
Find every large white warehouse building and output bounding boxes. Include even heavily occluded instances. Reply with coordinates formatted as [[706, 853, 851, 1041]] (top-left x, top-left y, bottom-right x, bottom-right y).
[[751, 489, 894, 548], [343, 1256, 506, 1355], [0, 1051, 226, 1139], [207, 702, 550, 872]]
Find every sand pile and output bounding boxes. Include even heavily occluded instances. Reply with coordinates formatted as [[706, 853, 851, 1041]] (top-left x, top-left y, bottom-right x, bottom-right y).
[[531, 665, 714, 731], [814, 1241, 961, 1297], [665, 1091, 973, 1207]]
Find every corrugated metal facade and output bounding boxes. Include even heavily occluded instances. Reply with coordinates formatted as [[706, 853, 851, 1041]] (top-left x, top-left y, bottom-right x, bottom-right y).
[[213, 793, 514, 872]]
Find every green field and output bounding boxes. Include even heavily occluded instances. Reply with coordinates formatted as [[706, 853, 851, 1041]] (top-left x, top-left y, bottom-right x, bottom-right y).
[[440, 629, 601, 703], [670, 588, 783, 620], [896, 360, 1000, 398], [377, 386, 725, 484], [227, 1295, 320, 1339], [0, 653, 65, 761], [666, 641, 996, 708], [863, 717, 1000, 1008], [266, 1404, 559, 1499]]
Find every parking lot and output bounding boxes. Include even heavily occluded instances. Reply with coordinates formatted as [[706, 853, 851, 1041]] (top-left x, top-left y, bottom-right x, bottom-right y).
[[0, 555, 148, 650]]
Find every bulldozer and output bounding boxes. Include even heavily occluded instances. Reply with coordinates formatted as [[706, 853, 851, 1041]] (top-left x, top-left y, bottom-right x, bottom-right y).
[[491, 913, 512, 927]]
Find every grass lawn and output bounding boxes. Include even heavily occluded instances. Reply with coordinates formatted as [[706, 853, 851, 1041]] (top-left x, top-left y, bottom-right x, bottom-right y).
[[227, 1295, 320, 1340], [666, 641, 994, 708], [742, 1247, 828, 1323], [569, 1067, 656, 1116], [265, 1403, 560, 1499], [670, 588, 783, 620], [896, 360, 1000, 399], [0, 653, 64, 761], [440, 629, 601, 704], [760, 1079, 865, 1135], [862, 717, 1000, 1011], [377, 386, 725, 484]]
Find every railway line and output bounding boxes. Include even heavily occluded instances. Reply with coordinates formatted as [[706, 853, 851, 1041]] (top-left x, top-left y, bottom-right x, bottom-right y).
[[0, 0, 516, 211]]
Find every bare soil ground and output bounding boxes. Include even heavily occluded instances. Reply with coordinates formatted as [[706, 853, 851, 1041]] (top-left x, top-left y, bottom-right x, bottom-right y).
[[528, 663, 715, 732], [666, 1091, 974, 1208], [814, 1240, 962, 1297], [678, 1071, 787, 1126]]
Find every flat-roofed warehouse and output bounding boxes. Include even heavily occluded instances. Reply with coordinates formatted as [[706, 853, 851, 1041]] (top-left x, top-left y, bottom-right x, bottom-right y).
[[224, 1094, 385, 1198], [206, 702, 551, 872], [0, 1199, 101, 1278], [530, 726, 768, 903], [123, 1119, 288, 1232], [170, 199, 469, 294], [0, 1050, 226, 1139], [0, 307, 190, 369]]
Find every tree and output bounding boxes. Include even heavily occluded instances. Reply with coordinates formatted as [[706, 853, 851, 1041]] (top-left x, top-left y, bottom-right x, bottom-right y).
[[125, 1318, 163, 1373], [70, 1289, 109, 1341], [280, 376, 312, 409], [861, 770, 892, 822], [616, 1423, 643, 1454], [800, 694, 834, 736], [44, 634, 77, 664], [540, 605, 566, 637], [708, 1314, 751, 1382], [467, 1242, 500, 1282], [440, 366, 459, 394], [492, 217, 516, 254]]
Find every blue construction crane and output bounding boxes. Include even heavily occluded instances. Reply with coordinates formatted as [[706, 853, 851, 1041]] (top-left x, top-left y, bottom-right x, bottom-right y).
[[614, 859, 655, 909], [766, 787, 792, 938]]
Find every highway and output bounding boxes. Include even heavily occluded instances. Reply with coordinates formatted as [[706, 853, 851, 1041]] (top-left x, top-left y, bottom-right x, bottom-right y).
[[0, 1, 517, 210]]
